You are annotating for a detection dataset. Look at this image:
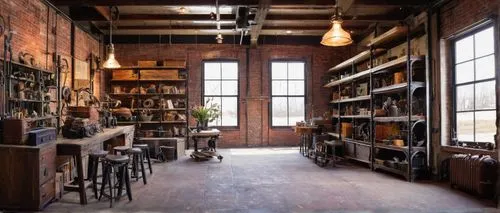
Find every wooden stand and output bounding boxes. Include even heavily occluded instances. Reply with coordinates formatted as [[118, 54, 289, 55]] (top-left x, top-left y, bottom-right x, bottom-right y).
[[189, 129, 223, 162]]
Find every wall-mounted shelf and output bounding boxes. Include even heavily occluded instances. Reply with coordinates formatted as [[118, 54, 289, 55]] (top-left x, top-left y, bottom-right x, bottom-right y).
[[373, 116, 425, 122], [328, 49, 386, 72], [367, 25, 408, 48], [371, 55, 424, 74], [330, 95, 371, 104], [372, 82, 425, 95], [340, 115, 371, 119]]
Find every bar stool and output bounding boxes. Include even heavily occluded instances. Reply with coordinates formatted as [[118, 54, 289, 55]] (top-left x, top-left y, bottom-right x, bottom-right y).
[[159, 145, 176, 162], [128, 147, 147, 184], [87, 150, 108, 199], [113, 146, 129, 155], [133, 144, 153, 174], [99, 155, 132, 208]]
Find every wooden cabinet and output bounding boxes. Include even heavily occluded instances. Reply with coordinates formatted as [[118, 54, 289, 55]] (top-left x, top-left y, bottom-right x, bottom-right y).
[[0, 142, 56, 210]]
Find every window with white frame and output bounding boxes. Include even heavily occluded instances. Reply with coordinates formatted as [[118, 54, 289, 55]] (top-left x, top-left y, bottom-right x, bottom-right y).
[[453, 25, 496, 145], [203, 61, 238, 127], [271, 61, 306, 127]]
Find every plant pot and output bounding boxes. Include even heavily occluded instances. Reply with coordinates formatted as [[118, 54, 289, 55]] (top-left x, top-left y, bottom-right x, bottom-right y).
[[196, 121, 209, 131]]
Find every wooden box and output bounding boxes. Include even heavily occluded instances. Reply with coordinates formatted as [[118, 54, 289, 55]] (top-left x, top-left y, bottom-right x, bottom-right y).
[[0, 142, 56, 210], [68, 106, 99, 124], [341, 122, 353, 138], [140, 69, 178, 80], [112, 70, 137, 80], [138, 60, 158, 67], [164, 59, 186, 68], [3, 119, 29, 145]]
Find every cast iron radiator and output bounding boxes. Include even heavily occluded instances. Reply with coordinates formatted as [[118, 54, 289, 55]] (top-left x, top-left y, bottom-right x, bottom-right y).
[[449, 154, 497, 198]]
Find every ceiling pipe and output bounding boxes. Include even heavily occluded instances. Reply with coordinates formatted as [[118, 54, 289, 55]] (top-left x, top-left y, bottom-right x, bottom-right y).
[[215, 0, 223, 43]]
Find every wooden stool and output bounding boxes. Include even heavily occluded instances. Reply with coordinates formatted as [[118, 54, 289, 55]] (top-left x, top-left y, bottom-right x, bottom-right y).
[[128, 148, 147, 185], [113, 146, 129, 155], [133, 144, 153, 174], [159, 146, 176, 162], [99, 155, 132, 208], [87, 150, 108, 199]]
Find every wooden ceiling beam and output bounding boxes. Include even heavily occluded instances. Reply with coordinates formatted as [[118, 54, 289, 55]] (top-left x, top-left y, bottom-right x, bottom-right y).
[[53, 0, 259, 6], [119, 14, 237, 21], [94, 6, 111, 21], [353, 0, 430, 7], [250, 0, 271, 47]]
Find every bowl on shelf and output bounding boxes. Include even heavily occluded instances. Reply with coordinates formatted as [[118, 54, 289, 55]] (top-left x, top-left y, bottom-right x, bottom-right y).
[[140, 114, 153, 121]]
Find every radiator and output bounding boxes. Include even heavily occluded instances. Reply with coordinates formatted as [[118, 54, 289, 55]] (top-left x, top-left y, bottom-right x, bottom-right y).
[[449, 154, 497, 198]]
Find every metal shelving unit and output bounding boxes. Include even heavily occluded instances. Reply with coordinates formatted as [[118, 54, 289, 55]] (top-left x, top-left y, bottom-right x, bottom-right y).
[[324, 21, 429, 181]]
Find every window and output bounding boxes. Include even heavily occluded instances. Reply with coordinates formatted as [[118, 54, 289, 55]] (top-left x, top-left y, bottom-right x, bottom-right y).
[[203, 61, 239, 127], [270, 61, 306, 127], [453, 26, 496, 144]]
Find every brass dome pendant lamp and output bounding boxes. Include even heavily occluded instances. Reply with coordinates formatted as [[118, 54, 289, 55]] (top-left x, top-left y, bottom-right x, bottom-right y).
[[103, 6, 121, 69], [321, 0, 353, 47]]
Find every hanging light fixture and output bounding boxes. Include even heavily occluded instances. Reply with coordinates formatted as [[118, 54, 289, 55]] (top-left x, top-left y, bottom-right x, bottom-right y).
[[214, 0, 223, 44], [103, 6, 121, 69], [321, 0, 352, 47]]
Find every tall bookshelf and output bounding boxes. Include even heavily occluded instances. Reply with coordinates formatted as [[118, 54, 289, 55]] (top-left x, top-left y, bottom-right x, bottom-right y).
[[324, 20, 428, 181], [107, 64, 189, 146]]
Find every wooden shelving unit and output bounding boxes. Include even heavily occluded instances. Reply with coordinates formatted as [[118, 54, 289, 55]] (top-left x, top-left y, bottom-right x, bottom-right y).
[[323, 21, 428, 181], [0, 58, 61, 131], [107, 63, 189, 142]]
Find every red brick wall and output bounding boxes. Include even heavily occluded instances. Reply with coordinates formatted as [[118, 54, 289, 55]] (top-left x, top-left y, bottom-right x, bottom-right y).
[[113, 44, 350, 147], [0, 0, 102, 112], [439, 0, 499, 38]]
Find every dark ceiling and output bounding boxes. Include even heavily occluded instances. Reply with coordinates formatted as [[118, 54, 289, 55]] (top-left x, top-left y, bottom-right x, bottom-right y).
[[51, 0, 432, 45]]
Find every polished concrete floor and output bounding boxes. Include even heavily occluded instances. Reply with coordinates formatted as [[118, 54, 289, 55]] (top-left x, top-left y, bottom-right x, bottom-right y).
[[44, 148, 497, 213]]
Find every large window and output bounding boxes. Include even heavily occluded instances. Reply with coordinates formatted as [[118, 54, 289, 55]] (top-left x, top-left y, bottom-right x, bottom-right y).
[[203, 61, 238, 127], [453, 25, 496, 144], [271, 61, 306, 127]]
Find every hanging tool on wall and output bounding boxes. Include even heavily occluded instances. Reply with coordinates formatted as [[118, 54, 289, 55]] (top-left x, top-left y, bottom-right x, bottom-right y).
[[2, 15, 15, 119]]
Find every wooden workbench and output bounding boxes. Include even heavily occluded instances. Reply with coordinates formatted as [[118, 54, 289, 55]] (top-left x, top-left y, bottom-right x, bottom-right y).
[[56, 125, 135, 205]]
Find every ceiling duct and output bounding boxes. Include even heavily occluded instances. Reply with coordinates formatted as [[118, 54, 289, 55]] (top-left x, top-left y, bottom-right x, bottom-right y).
[[235, 6, 250, 31]]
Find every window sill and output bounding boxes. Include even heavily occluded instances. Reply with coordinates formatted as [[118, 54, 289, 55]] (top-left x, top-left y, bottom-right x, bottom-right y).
[[270, 126, 294, 131], [208, 126, 240, 131], [441, 145, 497, 156]]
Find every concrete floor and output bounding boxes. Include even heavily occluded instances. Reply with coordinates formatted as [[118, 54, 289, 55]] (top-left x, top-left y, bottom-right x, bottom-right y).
[[44, 147, 497, 213]]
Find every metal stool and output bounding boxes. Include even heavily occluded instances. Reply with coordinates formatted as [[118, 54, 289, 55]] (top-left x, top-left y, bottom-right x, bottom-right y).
[[99, 155, 132, 208], [113, 146, 129, 155], [159, 145, 176, 162], [87, 150, 108, 199], [133, 144, 153, 174], [128, 148, 147, 184]]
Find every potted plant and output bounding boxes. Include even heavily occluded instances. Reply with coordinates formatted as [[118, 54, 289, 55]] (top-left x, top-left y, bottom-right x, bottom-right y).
[[191, 99, 221, 131]]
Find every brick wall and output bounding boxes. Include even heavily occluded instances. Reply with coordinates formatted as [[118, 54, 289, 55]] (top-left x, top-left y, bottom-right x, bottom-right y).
[[113, 44, 350, 147], [440, 0, 499, 38], [0, 0, 102, 113]]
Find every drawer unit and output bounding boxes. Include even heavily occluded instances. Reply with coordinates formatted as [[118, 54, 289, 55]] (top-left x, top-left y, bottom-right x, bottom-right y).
[[0, 142, 56, 210]]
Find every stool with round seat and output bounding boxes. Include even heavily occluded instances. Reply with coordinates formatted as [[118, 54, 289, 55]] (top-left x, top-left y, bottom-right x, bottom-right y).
[[113, 146, 129, 155], [87, 150, 109, 199], [128, 147, 147, 184], [99, 155, 132, 208], [132, 144, 153, 174]]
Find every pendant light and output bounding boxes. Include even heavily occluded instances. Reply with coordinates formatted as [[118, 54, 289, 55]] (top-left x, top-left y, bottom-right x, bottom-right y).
[[103, 6, 121, 69], [321, 0, 352, 47]]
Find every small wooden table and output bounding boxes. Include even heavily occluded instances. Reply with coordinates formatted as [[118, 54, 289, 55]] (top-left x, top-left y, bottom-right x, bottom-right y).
[[188, 129, 223, 162], [294, 125, 319, 157], [56, 125, 135, 205]]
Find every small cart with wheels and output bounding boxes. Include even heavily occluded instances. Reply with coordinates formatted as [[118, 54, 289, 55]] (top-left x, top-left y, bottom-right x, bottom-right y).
[[188, 129, 223, 162]]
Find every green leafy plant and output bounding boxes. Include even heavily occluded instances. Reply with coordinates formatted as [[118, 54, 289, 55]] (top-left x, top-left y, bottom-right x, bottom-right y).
[[191, 98, 221, 124]]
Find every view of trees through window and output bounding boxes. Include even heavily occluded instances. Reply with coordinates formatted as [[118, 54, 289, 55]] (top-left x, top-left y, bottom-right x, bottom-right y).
[[271, 61, 305, 126], [454, 26, 496, 143]]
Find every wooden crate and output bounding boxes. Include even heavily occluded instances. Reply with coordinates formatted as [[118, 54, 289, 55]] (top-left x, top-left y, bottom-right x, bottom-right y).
[[140, 69, 178, 80], [3, 119, 29, 145], [112, 70, 137, 80], [138, 61, 158, 67], [164, 59, 186, 68]]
